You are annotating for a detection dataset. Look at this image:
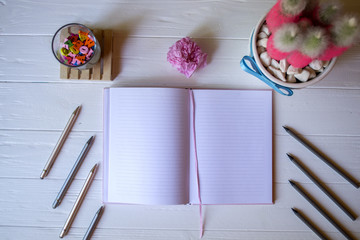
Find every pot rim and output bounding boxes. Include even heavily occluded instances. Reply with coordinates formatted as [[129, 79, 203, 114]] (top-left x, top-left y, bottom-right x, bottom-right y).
[[251, 15, 337, 89]]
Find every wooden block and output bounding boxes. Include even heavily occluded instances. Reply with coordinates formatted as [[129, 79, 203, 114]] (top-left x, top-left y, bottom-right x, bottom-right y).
[[80, 69, 90, 80], [69, 68, 79, 79], [91, 29, 103, 80], [102, 30, 113, 80], [60, 64, 69, 79]]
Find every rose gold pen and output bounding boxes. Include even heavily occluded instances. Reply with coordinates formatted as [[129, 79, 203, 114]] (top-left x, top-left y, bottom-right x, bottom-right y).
[[59, 163, 98, 238], [40, 105, 81, 179]]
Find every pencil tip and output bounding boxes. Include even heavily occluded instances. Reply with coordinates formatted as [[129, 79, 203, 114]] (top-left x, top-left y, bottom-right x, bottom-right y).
[[286, 153, 294, 160], [91, 163, 99, 172], [289, 179, 295, 185], [283, 126, 289, 131], [74, 105, 82, 114], [291, 208, 297, 213], [40, 170, 46, 179], [88, 135, 95, 143], [59, 230, 65, 238], [52, 201, 59, 209], [98, 205, 105, 213]]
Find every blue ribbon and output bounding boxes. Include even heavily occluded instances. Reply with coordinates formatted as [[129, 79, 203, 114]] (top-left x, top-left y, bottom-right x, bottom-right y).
[[240, 56, 293, 96], [240, 32, 293, 96]]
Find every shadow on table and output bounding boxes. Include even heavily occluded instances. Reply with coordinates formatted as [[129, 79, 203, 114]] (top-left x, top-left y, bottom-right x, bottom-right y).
[[188, 21, 220, 65], [90, 10, 146, 80]]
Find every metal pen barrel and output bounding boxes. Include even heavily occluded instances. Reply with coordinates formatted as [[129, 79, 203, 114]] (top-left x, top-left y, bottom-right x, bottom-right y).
[[59, 163, 98, 238], [53, 136, 95, 208], [40, 106, 81, 179], [83, 205, 105, 240]]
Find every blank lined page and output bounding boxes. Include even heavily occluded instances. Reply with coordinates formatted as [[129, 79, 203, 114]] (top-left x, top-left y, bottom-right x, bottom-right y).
[[189, 89, 272, 204], [103, 88, 190, 205]]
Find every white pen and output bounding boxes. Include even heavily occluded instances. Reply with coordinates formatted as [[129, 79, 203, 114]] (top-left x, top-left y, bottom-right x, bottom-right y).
[[40, 105, 81, 179], [59, 163, 98, 238], [53, 136, 95, 208]]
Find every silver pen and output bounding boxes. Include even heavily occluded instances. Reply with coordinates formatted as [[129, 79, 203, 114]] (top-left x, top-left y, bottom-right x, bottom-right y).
[[59, 163, 98, 238], [83, 205, 105, 240], [40, 105, 81, 179], [53, 136, 95, 209]]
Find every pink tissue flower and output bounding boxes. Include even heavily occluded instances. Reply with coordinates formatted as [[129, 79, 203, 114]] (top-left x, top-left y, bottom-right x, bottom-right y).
[[167, 37, 207, 78]]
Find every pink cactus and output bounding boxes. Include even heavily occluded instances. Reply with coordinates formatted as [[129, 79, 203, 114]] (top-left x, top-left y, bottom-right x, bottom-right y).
[[303, 0, 319, 16], [267, 35, 290, 60], [266, 23, 301, 60], [266, 0, 306, 32], [287, 51, 313, 68], [257, 0, 360, 83], [319, 15, 359, 60], [297, 18, 313, 29], [287, 27, 328, 67], [319, 44, 347, 61], [312, 0, 342, 26]]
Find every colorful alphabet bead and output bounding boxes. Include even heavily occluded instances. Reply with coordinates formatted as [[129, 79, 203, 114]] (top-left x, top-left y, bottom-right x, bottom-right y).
[[60, 48, 70, 56], [79, 46, 89, 54], [69, 46, 80, 55], [84, 37, 95, 48], [60, 30, 96, 66], [78, 31, 88, 41]]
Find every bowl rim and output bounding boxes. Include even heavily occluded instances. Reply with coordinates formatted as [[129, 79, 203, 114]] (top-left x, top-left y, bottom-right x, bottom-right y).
[[51, 23, 99, 69], [251, 15, 337, 89]]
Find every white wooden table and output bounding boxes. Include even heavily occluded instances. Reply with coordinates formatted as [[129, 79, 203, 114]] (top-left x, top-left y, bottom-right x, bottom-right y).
[[1, 0, 360, 239]]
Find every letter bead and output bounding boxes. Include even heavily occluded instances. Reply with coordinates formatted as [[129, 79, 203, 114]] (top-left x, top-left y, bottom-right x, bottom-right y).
[[79, 46, 89, 54]]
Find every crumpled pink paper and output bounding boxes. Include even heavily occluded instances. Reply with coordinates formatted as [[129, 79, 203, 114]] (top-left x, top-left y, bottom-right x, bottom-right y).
[[167, 37, 207, 78]]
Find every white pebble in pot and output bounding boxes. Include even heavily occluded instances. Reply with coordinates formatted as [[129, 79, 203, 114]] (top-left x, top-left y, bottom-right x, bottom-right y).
[[280, 59, 289, 73], [309, 60, 323, 71], [287, 65, 302, 75], [257, 38, 268, 48], [268, 66, 286, 82], [305, 67, 317, 79], [260, 52, 271, 67], [295, 69, 310, 82]]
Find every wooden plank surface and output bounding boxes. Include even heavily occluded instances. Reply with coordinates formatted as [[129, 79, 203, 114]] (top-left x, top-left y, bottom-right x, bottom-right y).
[[102, 30, 113, 80], [1, 35, 360, 88], [91, 29, 103, 80], [80, 69, 90, 80], [0, 0, 359, 239]]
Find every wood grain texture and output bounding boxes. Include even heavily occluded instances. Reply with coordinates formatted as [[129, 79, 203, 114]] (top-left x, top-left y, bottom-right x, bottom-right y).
[[102, 30, 113, 80], [0, 0, 360, 239], [91, 29, 103, 80], [1, 35, 360, 87]]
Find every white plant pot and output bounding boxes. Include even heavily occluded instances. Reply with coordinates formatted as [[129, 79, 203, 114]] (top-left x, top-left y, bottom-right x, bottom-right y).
[[250, 15, 337, 89]]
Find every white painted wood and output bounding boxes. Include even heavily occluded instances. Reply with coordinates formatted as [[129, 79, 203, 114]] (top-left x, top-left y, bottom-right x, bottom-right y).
[[1, 35, 360, 89], [0, 0, 359, 239], [1, 84, 360, 135]]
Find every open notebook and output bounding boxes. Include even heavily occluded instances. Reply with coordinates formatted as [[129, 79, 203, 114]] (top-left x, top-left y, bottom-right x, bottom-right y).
[[103, 88, 273, 205]]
